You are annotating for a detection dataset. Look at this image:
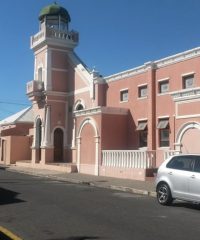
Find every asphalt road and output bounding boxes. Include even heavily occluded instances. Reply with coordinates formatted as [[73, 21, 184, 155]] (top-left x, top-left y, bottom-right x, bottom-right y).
[[0, 169, 200, 240]]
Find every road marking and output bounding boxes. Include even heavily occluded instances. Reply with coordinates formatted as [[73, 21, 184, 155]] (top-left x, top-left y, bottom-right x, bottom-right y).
[[0, 226, 22, 240]]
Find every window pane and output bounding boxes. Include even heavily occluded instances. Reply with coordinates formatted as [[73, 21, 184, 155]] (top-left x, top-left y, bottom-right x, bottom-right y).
[[167, 156, 194, 171], [183, 75, 194, 89], [160, 129, 169, 147], [194, 158, 200, 172], [157, 119, 169, 129], [120, 90, 128, 102], [139, 86, 147, 98], [159, 81, 169, 93], [136, 121, 147, 131], [139, 131, 147, 147]]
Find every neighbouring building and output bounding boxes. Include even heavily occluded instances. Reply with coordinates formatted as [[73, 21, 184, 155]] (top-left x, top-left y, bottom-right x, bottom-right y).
[[1, 3, 200, 180]]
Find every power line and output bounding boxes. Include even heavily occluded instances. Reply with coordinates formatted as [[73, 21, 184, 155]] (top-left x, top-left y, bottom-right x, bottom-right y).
[[0, 101, 30, 106]]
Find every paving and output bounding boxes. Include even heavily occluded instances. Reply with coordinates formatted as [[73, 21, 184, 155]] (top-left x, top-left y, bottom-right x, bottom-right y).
[[1, 164, 157, 197]]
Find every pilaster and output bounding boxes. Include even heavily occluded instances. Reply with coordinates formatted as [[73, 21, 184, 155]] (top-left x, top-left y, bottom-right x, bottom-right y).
[[145, 61, 157, 151]]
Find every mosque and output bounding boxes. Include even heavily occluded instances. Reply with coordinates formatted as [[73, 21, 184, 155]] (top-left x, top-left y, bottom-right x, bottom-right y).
[[1, 3, 200, 180]]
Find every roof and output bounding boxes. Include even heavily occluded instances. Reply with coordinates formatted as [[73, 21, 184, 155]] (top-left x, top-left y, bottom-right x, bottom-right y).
[[0, 107, 34, 126], [39, 3, 71, 22]]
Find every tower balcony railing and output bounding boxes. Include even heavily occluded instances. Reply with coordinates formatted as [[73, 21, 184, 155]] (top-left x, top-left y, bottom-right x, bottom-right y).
[[31, 27, 79, 49], [26, 80, 44, 98]]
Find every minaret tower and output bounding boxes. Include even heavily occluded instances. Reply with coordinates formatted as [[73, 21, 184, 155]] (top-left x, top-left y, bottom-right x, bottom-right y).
[[26, 3, 79, 164]]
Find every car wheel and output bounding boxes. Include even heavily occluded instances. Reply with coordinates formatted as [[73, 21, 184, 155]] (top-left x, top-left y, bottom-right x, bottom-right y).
[[157, 183, 173, 206]]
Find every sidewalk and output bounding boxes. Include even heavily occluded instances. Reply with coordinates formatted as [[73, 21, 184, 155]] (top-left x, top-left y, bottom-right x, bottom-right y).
[[3, 165, 156, 197]]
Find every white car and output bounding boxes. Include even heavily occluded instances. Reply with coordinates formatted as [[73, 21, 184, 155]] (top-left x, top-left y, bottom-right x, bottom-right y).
[[155, 154, 200, 205]]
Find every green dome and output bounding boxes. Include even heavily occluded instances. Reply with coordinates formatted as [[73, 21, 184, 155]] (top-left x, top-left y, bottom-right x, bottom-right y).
[[39, 3, 71, 22]]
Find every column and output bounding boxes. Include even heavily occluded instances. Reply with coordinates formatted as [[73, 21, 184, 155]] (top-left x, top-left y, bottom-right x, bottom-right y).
[[43, 105, 51, 147]]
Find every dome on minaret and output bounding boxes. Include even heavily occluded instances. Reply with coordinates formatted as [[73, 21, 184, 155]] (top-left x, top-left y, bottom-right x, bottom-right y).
[[39, 3, 71, 22]]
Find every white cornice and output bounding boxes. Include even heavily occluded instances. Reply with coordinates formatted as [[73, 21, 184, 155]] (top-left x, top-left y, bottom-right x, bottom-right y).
[[105, 65, 147, 83], [104, 46, 200, 84], [155, 46, 200, 68]]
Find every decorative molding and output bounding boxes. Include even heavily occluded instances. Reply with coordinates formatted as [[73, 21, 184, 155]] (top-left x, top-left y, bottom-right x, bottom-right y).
[[155, 46, 200, 68], [181, 72, 195, 77], [171, 87, 200, 102], [157, 77, 169, 82], [158, 115, 170, 119], [105, 65, 147, 83], [138, 118, 148, 121], [74, 106, 129, 117], [137, 83, 148, 87], [175, 98, 200, 119], [176, 122, 200, 144], [104, 46, 200, 83]]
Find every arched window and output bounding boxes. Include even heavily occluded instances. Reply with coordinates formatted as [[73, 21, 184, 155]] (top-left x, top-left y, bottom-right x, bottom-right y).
[[76, 104, 84, 111], [74, 100, 85, 112], [54, 128, 64, 162]]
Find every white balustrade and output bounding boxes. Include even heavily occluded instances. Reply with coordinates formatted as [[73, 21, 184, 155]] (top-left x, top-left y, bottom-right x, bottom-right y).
[[164, 150, 180, 160], [102, 150, 156, 169], [31, 27, 79, 49]]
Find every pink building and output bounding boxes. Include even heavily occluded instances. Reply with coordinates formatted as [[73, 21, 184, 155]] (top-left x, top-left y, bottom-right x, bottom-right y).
[[1, 3, 200, 180]]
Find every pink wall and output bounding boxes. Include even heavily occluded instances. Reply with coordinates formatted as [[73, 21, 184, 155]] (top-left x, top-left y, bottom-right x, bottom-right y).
[[99, 166, 147, 181], [10, 136, 31, 163], [101, 113, 128, 150], [0, 123, 33, 137]]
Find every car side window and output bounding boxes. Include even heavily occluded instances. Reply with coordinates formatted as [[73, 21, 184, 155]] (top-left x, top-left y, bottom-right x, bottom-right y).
[[194, 158, 200, 173], [167, 156, 194, 171]]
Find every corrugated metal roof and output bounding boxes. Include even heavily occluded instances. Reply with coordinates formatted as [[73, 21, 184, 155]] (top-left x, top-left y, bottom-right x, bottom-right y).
[[0, 107, 34, 126]]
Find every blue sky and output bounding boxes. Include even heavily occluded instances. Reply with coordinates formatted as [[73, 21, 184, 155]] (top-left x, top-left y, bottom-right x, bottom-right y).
[[1, 0, 200, 119]]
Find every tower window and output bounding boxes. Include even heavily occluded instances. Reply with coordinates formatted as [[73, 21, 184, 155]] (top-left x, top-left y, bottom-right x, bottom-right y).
[[46, 16, 59, 29]]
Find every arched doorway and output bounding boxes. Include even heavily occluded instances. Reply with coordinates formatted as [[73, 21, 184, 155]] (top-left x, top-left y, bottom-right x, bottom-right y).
[[77, 118, 99, 175], [176, 122, 200, 154], [54, 128, 64, 162], [80, 123, 95, 165]]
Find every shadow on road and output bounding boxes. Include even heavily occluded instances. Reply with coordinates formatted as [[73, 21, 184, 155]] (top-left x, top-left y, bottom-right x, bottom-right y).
[[0, 167, 6, 170], [172, 201, 200, 210], [47, 237, 100, 240], [0, 187, 25, 205]]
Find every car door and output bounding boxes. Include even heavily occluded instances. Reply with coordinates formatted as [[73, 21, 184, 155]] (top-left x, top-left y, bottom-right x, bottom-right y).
[[188, 157, 200, 202], [166, 156, 193, 200]]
